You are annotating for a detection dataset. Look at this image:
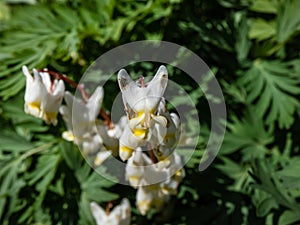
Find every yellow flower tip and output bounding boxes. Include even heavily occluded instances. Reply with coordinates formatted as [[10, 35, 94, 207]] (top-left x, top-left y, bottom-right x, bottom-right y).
[[133, 128, 147, 138], [161, 186, 176, 195], [157, 155, 167, 161], [28, 101, 41, 111], [137, 200, 151, 215], [129, 175, 141, 187], [175, 170, 182, 177], [43, 111, 58, 125], [25, 101, 41, 117], [94, 151, 112, 166], [120, 145, 134, 161], [137, 111, 145, 118], [62, 131, 75, 142]]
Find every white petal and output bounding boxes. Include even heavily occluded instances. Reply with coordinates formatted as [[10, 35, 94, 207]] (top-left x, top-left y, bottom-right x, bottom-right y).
[[94, 150, 112, 166], [63, 91, 75, 108], [22, 65, 33, 83], [136, 186, 153, 215], [143, 65, 168, 111], [62, 131, 75, 142], [147, 65, 168, 97], [40, 71, 52, 92], [108, 206, 122, 225], [117, 69, 134, 92], [87, 86, 104, 120], [118, 69, 140, 114], [90, 202, 106, 225], [120, 198, 131, 225], [52, 79, 65, 96], [126, 153, 144, 187], [170, 113, 180, 128]]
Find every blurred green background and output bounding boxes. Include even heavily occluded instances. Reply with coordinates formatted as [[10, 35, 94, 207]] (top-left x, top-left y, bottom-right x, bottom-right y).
[[1, 0, 300, 224]]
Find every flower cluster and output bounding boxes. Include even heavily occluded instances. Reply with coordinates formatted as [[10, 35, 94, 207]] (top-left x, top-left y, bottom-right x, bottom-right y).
[[118, 66, 185, 215], [126, 149, 185, 215], [58, 87, 125, 165], [22, 65, 185, 222]]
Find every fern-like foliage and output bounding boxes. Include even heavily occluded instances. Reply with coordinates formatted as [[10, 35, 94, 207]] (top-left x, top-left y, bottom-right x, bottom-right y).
[[239, 60, 300, 129]]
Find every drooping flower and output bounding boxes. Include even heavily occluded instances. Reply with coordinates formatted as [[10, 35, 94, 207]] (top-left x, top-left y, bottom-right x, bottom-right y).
[[22, 66, 65, 125], [90, 199, 131, 225], [60, 88, 128, 165], [59, 86, 104, 143], [118, 65, 168, 124], [93, 117, 127, 166], [136, 184, 168, 216], [126, 149, 185, 215], [117, 66, 169, 160], [152, 112, 181, 160]]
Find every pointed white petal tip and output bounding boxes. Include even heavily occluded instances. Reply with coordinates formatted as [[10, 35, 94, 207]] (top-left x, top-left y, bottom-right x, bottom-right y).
[[118, 69, 133, 91], [90, 202, 97, 210], [119, 145, 134, 161], [157, 65, 168, 76], [22, 65, 28, 72], [118, 69, 129, 78], [22, 65, 31, 77]]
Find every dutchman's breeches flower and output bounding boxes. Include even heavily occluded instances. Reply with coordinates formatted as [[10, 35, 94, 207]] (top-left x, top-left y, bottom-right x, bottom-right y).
[[117, 65, 185, 216], [60, 86, 127, 166], [117, 66, 169, 160], [22, 66, 65, 125], [59, 86, 104, 143], [90, 198, 131, 225]]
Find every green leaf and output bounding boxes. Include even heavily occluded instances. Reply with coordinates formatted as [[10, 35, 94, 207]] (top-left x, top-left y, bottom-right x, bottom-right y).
[[81, 172, 118, 203], [60, 140, 83, 171], [256, 197, 278, 217], [276, 158, 300, 178], [239, 60, 300, 128], [235, 12, 251, 62], [0, 129, 34, 152], [278, 210, 300, 225], [216, 157, 251, 191], [220, 110, 273, 156], [249, 0, 278, 14], [26, 153, 61, 189], [249, 19, 276, 41], [0, 163, 26, 222], [276, 0, 300, 43]]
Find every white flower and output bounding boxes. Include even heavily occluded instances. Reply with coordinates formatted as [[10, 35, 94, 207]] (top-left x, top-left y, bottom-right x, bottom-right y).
[[117, 66, 170, 160], [22, 66, 65, 125], [160, 153, 185, 195], [94, 150, 112, 167], [119, 124, 144, 161], [90, 199, 131, 225], [125, 149, 152, 187], [93, 117, 127, 166], [59, 86, 103, 142], [118, 65, 168, 127], [152, 112, 181, 160], [126, 150, 185, 215], [81, 132, 103, 155], [136, 184, 169, 216]]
